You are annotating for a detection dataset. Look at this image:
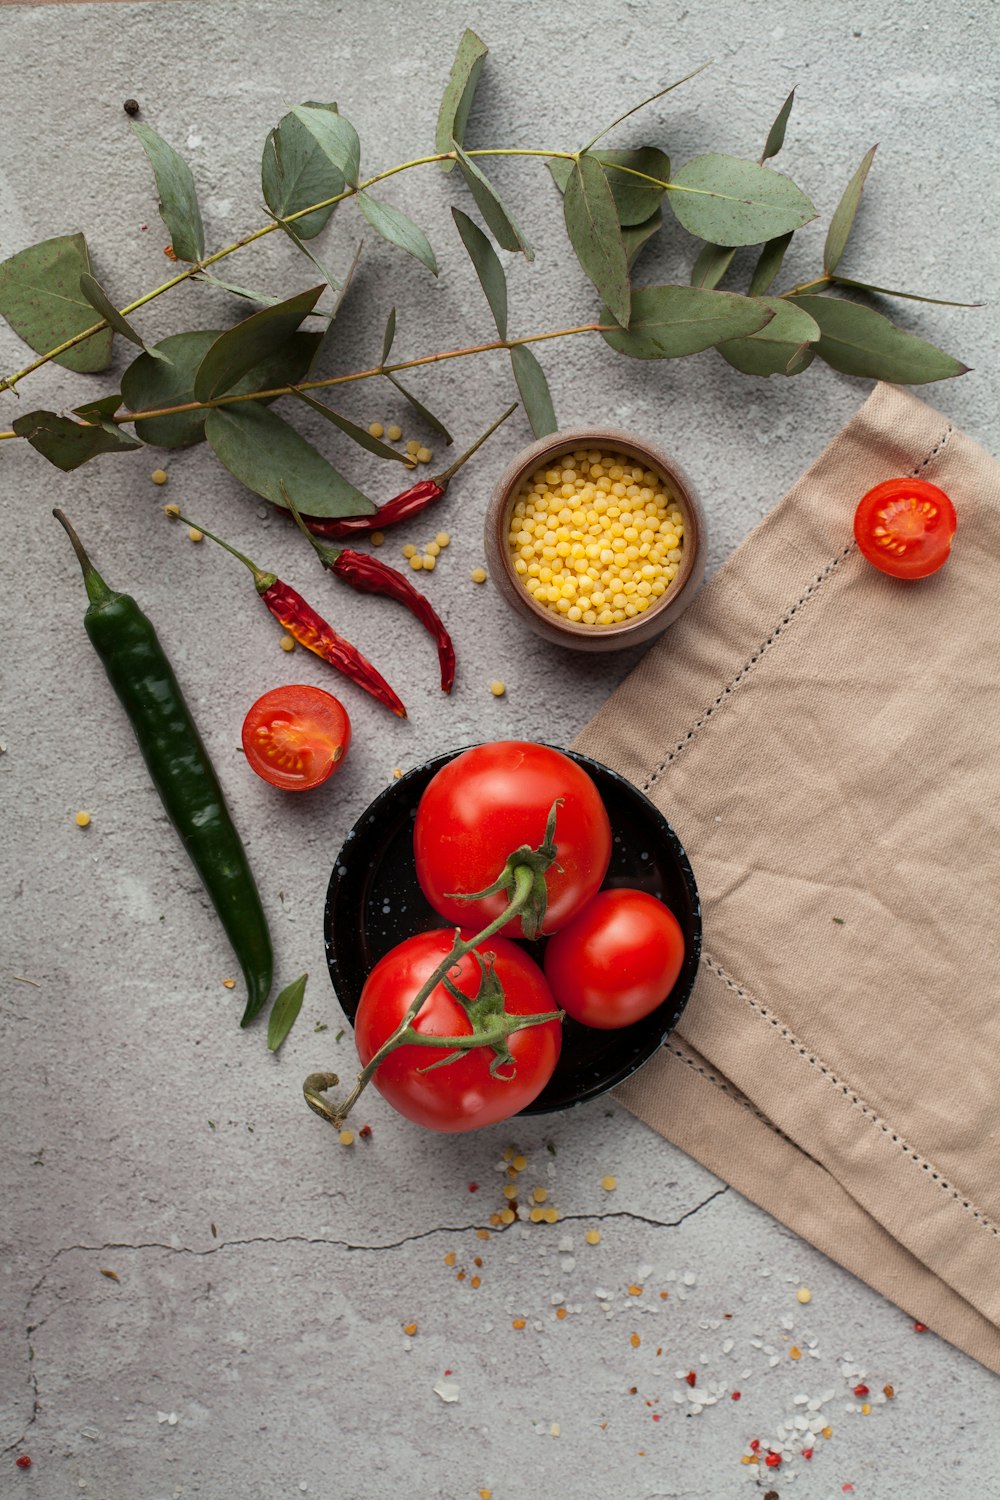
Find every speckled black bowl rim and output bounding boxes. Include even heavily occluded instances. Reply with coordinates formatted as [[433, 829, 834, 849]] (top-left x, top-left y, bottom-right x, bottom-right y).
[[323, 746, 702, 1116]]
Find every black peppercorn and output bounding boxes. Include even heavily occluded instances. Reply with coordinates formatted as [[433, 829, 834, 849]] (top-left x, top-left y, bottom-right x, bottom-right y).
[[123, 98, 140, 116]]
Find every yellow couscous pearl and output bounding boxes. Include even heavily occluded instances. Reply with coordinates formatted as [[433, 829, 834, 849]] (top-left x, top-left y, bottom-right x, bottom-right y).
[[402, 543, 417, 558], [368, 421, 384, 438], [416, 446, 433, 464], [387, 424, 403, 441], [490, 680, 506, 697], [151, 468, 168, 485], [74, 810, 91, 828], [471, 567, 488, 583], [436, 532, 451, 547], [279, 635, 295, 652], [409, 555, 424, 571]]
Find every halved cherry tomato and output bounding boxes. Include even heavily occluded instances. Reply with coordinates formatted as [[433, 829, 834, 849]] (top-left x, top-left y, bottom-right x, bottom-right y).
[[241, 684, 350, 791], [544, 887, 685, 1029], [854, 477, 956, 580]]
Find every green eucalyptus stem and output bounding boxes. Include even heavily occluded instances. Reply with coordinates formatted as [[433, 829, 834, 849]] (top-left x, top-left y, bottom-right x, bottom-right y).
[[304, 862, 561, 1131]]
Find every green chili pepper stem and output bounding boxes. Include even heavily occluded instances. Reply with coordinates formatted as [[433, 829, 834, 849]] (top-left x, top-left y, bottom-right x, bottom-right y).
[[433, 402, 519, 488], [279, 483, 341, 569], [173, 513, 277, 593], [53, 509, 116, 606]]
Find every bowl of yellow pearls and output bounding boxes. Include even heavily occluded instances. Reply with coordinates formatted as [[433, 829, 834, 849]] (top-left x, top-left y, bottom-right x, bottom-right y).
[[484, 428, 706, 651]]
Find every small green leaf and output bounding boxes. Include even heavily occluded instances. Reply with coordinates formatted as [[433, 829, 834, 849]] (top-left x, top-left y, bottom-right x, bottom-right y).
[[290, 105, 361, 189], [760, 89, 795, 164], [748, 232, 793, 297], [621, 210, 663, 269], [206, 402, 376, 515], [549, 149, 670, 227], [79, 272, 148, 350], [262, 104, 345, 239], [670, 155, 815, 246], [565, 154, 631, 326], [290, 389, 413, 463], [436, 28, 488, 172], [452, 207, 508, 338], [510, 344, 556, 437], [381, 307, 397, 365], [121, 328, 321, 448], [690, 243, 735, 290], [716, 297, 820, 376], [195, 272, 283, 308], [73, 393, 123, 421], [453, 144, 534, 259], [356, 193, 438, 275], [383, 373, 453, 444], [193, 286, 324, 402], [267, 973, 308, 1052], [131, 122, 205, 262], [13, 408, 140, 471], [0, 233, 113, 374], [824, 145, 877, 275], [830, 275, 981, 308], [601, 284, 773, 359], [791, 295, 968, 383]]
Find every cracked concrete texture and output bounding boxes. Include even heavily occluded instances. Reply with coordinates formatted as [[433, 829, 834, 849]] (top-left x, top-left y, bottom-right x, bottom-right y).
[[1, 0, 998, 1495]]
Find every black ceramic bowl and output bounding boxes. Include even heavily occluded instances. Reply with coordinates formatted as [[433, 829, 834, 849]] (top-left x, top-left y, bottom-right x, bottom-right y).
[[324, 746, 701, 1115]]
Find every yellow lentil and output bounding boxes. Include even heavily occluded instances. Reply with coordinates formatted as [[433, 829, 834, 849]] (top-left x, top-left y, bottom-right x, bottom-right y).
[[368, 421, 384, 438], [163, 503, 180, 518], [435, 531, 451, 547], [585, 1229, 601, 1245], [542, 1207, 558, 1224], [471, 567, 488, 584], [387, 424, 403, 442], [821, 1426, 833, 1440], [443, 1251, 456, 1267], [512, 1154, 527, 1171], [338, 1129, 354, 1146], [490, 680, 506, 698], [861, 1403, 871, 1415], [279, 635, 295, 652], [531, 1187, 548, 1204], [425, 541, 440, 557], [529, 1207, 544, 1223], [512, 1318, 526, 1330], [601, 1175, 617, 1192], [627, 1285, 643, 1297], [502, 1184, 518, 1200], [630, 1332, 641, 1349], [403, 1321, 418, 1336], [151, 468, 168, 485], [421, 555, 436, 572], [370, 531, 385, 547], [499, 1207, 516, 1224], [796, 1286, 812, 1303], [470, 1275, 481, 1289], [188, 528, 204, 544], [409, 555, 424, 571], [74, 810, 91, 828], [555, 1307, 567, 1321], [402, 543, 417, 558], [789, 1346, 802, 1360], [416, 446, 433, 464]]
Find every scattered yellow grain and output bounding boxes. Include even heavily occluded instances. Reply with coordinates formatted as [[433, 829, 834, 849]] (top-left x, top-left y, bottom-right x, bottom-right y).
[[659, 1290, 669, 1300], [403, 1322, 418, 1336], [421, 555, 436, 571], [861, 1403, 871, 1415], [489, 1212, 502, 1226], [456, 1270, 466, 1282], [502, 1184, 518, 1201], [502, 1146, 515, 1162], [387, 424, 403, 442], [163, 503, 180, 518], [512, 1318, 526, 1330], [480, 1490, 492, 1500], [370, 531, 385, 547], [883, 1384, 895, 1400], [151, 468, 168, 485], [368, 421, 385, 438], [789, 1346, 802, 1360], [392, 768, 402, 780], [796, 1286, 813, 1304], [470, 1275, 481, 1289], [512, 1154, 527, 1171], [74, 810, 91, 828], [443, 1251, 456, 1267], [409, 555, 424, 571], [435, 531, 451, 547], [529, 1207, 544, 1223], [821, 1426, 833, 1440], [416, 446, 433, 464], [555, 1307, 567, 1321], [740, 1456, 754, 1466], [585, 1229, 601, 1246], [601, 1175, 618, 1192], [338, 1129, 354, 1147], [499, 1207, 516, 1225], [425, 540, 441, 558], [627, 1285, 643, 1297], [490, 680, 506, 698], [187, 528, 204, 544], [630, 1332, 641, 1349], [531, 1187, 548, 1204], [405, 439, 421, 455], [475, 1228, 490, 1240], [279, 635, 295, 652], [222, 978, 236, 990], [542, 1207, 559, 1223], [471, 567, 488, 584], [402, 543, 417, 558]]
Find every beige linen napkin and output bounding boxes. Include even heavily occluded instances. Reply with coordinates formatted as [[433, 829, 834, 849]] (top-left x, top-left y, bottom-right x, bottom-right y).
[[574, 383, 1000, 1374]]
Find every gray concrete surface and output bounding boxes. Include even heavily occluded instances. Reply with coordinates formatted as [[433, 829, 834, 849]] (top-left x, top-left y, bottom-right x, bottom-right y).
[[1, 1, 997, 1496]]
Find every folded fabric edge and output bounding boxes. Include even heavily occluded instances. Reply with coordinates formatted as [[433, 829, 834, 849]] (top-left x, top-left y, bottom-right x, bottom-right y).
[[614, 1044, 1000, 1377]]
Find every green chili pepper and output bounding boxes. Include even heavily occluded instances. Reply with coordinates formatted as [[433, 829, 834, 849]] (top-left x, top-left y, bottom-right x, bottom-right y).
[[55, 509, 273, 1025]]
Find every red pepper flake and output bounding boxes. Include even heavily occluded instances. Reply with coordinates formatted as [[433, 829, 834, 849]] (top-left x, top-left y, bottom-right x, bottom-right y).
[[853, 1383, 870, 1396], [802, 1448, 814, 1460], [443, 1368, 453, 1376], [731, 1391, 741, 1401], [359, 1124, 373, 1140], [15, 1456, 31, 1469], [883, 1383, 895, 1399], [651, 1413, 661, 1422], [914, 1321, 928, 1332], [764, 1451, 782, 1469], [749, 1439, 761, 1453], [684, 1370, 697, 1387], [468, 1182, 479, 1192], [843, 1486, 855, 1494]]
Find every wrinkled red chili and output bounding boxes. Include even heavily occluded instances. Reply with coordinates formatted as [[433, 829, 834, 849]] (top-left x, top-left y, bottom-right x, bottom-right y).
[[174, 514, 406, 718], [282, 485, 455, 693], [300, 403, 517, 540]]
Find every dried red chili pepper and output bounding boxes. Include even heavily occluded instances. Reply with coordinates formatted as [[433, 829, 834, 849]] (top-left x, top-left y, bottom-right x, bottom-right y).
[[281, 485, 455, 693], [300, 403, 517, 540], [173, 514, 406, 718]]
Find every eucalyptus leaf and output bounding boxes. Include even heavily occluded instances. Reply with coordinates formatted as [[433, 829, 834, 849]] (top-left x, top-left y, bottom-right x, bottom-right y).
[[452, 207, 507, 338], [193, 286, 324, 402], [308, 239, 362, 376], [600, 284, 773, 359], [509, 344, 556, 437], [0, 233, 113, 374], [291, 389, 413, 463], [356, 193, 438, 275], [205, 402, 376, 516], [262, 104, 344, 238], [716, 297, 820, 376], [748, 231, 793, 297], [12, 408, 140, 471], [384, 372, 453, 444], [194, 272, 283, 308], [453, 144, 534, 259], [436, 28, 488, 172], [79, 272, 148, 350], [277, 221, 343, 296], [670, 155, 815, 246], [581, 66, 711, 152], [74, 393, 123, 421], [290, 105, 361, 189], [791, 295, 967, 383], [621, 210, 663, 269], [267, 973, 307, 1053], [381, 307, 397, 364], [130, 122, 205, 262], [824, 145, 878, 275], [831, 275, 981, 308], [690, 243, 735, 290], [121, 328, 321, 448], [549, 148, 670, 226], [564, 155, 631, 326], [760, 89, 795, 164]]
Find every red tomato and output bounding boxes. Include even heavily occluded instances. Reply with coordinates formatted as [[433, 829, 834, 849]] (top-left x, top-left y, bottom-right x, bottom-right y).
[[854, 477, 956, 579], [354, 928, 562, 1131], [413, 742, 612, 938], [241, 684, 350, 791], [544, 887, 686, 1029]]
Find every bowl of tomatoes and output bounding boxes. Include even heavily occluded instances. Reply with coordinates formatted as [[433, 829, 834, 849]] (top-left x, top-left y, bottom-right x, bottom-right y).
[[324, 741, 701, 1129]]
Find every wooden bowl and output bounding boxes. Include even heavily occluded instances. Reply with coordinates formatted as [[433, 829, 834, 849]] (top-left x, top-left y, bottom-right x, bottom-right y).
[[484, 428, 706, 652]]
